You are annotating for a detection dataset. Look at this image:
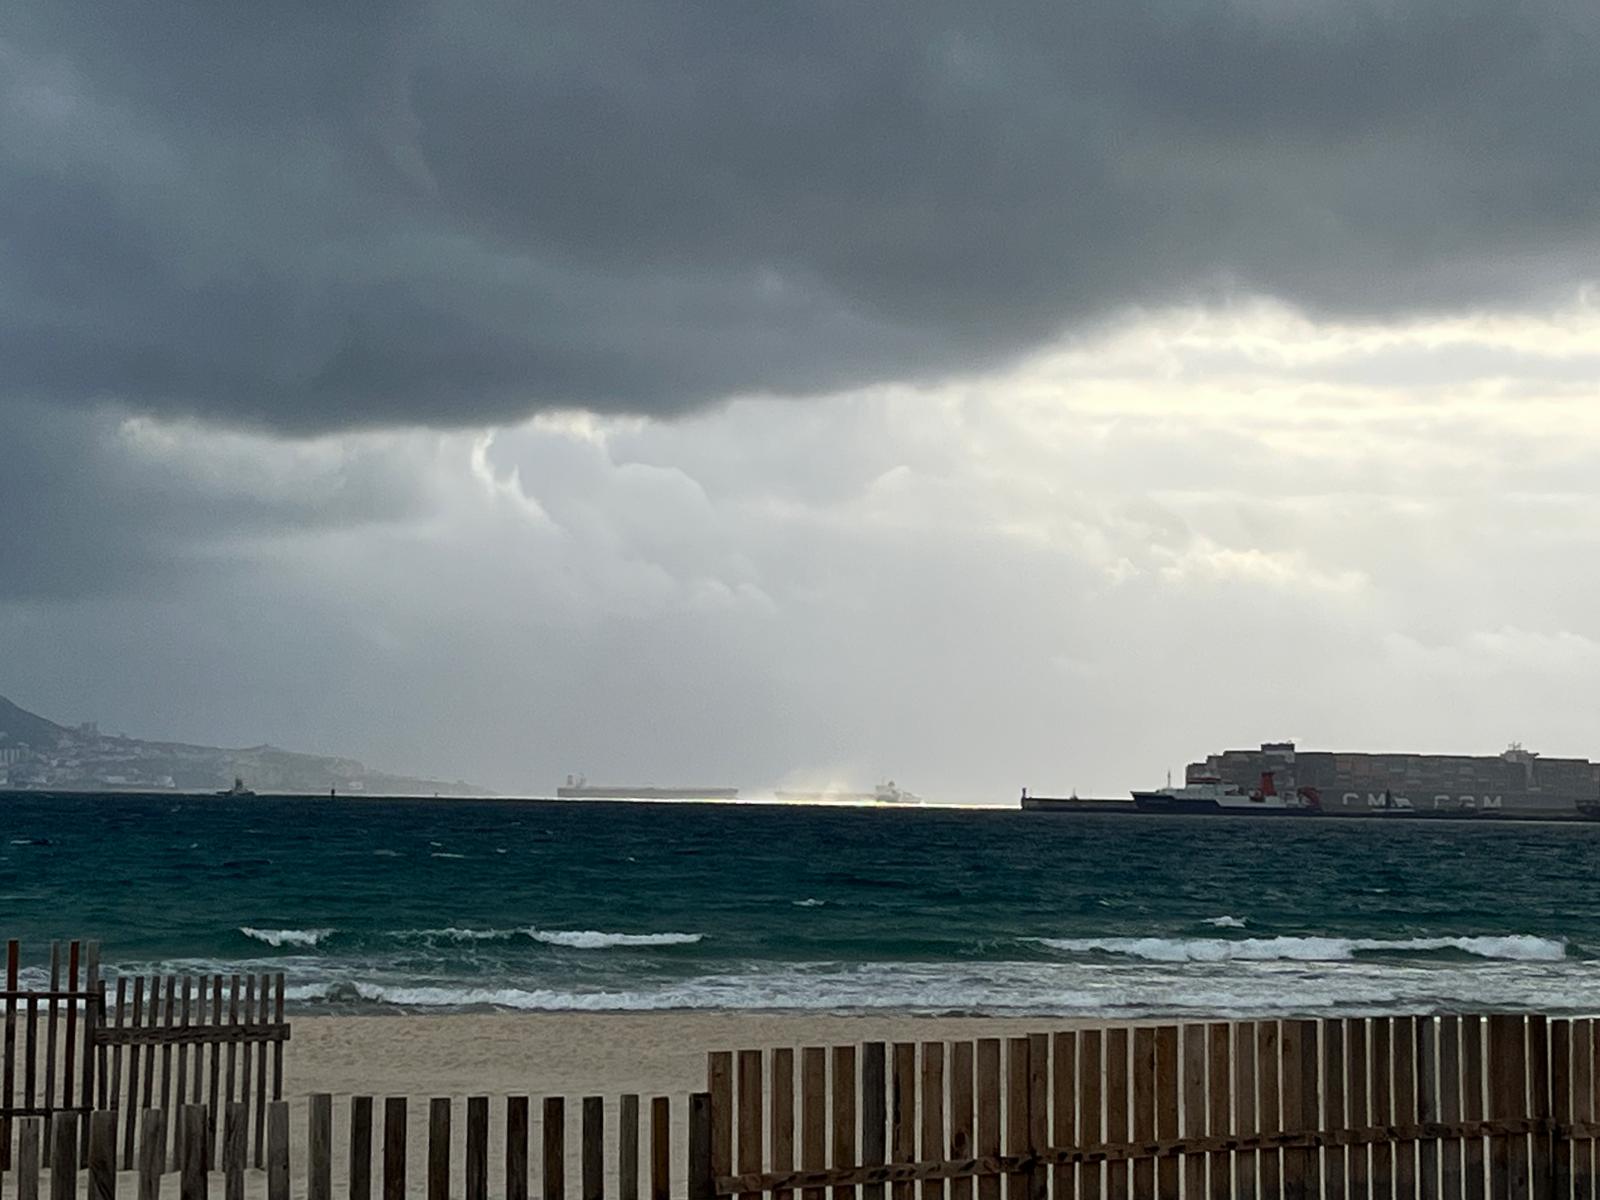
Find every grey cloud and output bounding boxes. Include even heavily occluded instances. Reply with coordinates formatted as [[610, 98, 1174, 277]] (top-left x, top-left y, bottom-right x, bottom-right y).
[[5, 2, 1600, 432]]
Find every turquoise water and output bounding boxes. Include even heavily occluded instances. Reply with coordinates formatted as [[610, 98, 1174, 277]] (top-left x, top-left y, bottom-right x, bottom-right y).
[[3, 793, 1598, 1017]]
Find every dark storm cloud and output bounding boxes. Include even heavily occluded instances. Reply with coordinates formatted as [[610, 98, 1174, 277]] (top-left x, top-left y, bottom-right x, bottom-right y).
[[4, 1, 1599, 432]]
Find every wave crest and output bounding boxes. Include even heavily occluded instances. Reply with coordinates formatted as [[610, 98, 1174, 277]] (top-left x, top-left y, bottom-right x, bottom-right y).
[[529, 929, 703, 949], [241, 926, 334, 948], [1036, 934, 1567, 963]]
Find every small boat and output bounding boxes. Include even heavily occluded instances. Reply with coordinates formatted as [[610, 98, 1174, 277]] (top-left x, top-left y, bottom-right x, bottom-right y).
[[1130, 772, 1320, 816], [215, 777, 257, 798]]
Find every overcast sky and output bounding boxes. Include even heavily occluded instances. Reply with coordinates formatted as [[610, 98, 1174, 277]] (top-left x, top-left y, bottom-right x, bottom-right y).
[[5, 3, 1600, 801]]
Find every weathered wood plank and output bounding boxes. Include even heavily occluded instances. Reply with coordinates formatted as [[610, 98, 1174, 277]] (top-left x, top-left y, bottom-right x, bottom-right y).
[[863, 1044, 888, 1200], [1208, 1024, 1232, 1200], [1573, 1020, 1593, 1200], [896, 1044, 917, 1200], [508, 1096, 531, 1200], [309, 1093, 333, 1200], [223, 1103, 245, 1200], [544, 1097, 566, 1200], [712, 1052, 735, 1194], [803, 1047, 827, 1200], [1439, 1017, 1463, 1200], [1528, 1018, 1550, 1200], [1235, 1021, 1258, 1200], [621, 1094, 641, 1200], [1325, 1019, 1348, 1200], [1488, 1015, 1526, 1200], [582, 1096, 604, 1200], [835, 1046, 859, 1200], [16, 1116, 42, 1200], [1027, 1035, 1048, 1200], [948, 1042, 974, 1200], [1005, 1039, 1030, 1200], [1550, 1022, 1570, 1200], [1259, 1021, 1282, 1200], [1155, 1027, 1179, 1200], [2, 942, 17, 1172], [1464, 1016, 1486, 1200], [267, 1101, 289, 1200], [922, 1043, 946, 1200], [1395, 1017, 1418, 1200], [207, 979, 223, 1168], [740, 1052, 764, 1200], [1373, 1018, 1394, 1200], [1183, 1025, 1208, 1200], [429, 1097, 452, 1200], [1077, 1030, 1103, 1200], [49, 1111, 76, 1200], [1104, 1027, 1129, 1200], [774, 1048, 797, 1200], [651, 1096, 671, 1200], [350, 1095, 374, 1200], [252, 975, 270, 1168], [384, 1097, 407, 1200], [1131, 1027, 1155, 1200], [139, 1109, 165, 1200], [89, 1109, 118, 1200], [976, 1040, 1001, 1200], [43, 945, 60, 1117], [186, 1106, 212, 1200], [1053, 1033, 1077, 1200], [691, 1093, 713, 1200]]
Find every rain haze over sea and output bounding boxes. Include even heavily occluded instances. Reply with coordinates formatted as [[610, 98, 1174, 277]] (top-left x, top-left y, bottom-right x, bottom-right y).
[[4, 794, 1597, 1019]]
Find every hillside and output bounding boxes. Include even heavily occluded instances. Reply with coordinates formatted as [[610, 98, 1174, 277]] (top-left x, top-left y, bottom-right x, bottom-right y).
[[0, 694, 489, 796]]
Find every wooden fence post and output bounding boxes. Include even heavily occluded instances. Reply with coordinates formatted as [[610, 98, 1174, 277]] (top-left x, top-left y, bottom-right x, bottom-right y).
[[350, 1095, 374, 1200], [833, 1047, 856, 1200], [384, 1097, 407, 1200], [507, 1095, 530, 1200], [138, 1110, 164, 1200], [583, 1097, 604, 1200], [309, 1092, 333, 1200], [468, 1096, 489, 1200], [1530, 1017, 1552, 1200], [1005, 1038, 1031, 1200], [89, 1110, 118, 1200], [430, 1097, 452, 1200], [183, 1105, 210, 1200], [267, 1101, 289, 1200], [739, 1052, 763, 1200], [18, 1116, 43, 1200], [620, 1094, 640, 1200], [544, 1097, 566, 1200], [651, 1097, 671, 1200], [223, 1102, 246, 1200], [1488, 1014, 1527, 1200], [690, 1092, 714, 1200], [50, 1111, 77, 1200]]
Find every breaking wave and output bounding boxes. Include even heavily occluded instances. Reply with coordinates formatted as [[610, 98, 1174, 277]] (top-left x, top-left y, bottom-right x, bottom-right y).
[[1203, 916, 1247, 928], [1035, 934, 1567, 963], [240, 927, 335, 948], [528, 929, 703, 949]]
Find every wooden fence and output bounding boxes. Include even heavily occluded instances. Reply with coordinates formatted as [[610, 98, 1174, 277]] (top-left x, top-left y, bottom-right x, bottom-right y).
[[4, 1089, 678, 1200], [1, 941, 289, 1173], [695, 1015, 1600, 1200]]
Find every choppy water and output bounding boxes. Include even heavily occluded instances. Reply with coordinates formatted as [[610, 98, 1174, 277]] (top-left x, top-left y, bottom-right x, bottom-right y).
[[4, 793, 1600, 1018]]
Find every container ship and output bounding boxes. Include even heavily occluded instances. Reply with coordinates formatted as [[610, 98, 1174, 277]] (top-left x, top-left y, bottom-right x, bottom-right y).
[[1022, 742, 1600, 820], [556, 775, 739, 801]]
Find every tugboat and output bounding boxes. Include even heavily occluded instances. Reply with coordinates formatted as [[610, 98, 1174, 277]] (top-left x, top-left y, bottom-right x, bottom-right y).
[[215, 776, 257, 798]]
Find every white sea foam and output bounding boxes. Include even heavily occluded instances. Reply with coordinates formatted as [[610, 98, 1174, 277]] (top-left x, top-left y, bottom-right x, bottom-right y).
[[1035, 934, 1567, 963], [240, 926, 335, 948], [527, 929, 704, 949], [430, 852, 467, 859], [793, 898, 827, 908], [1203, 916, 1247, 928]]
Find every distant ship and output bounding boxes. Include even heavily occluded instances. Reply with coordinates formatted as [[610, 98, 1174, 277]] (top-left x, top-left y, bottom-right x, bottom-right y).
[[215, 777, 257, 798], [1129, 772, 1320, 815], [774, 780, 922, 805], [555, 775, 738, 801]]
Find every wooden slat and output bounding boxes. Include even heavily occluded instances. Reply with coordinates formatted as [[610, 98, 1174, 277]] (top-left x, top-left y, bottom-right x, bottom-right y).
[[1077, 1030, 1102, 1200], [26, 990, 37, 1113], [544, 1098, 565, 1200], [160, 975, 177, 1167], [1373, 1018, 1394, 1200], [1528, 1019, 1550, 1200], [140, 1109, 165, 1200], [173, 976, 192, 1171], [253, 974, 269, 1167], [17, 1116, 42, 1200], [691, 1094, 713, 1200], [223, 977, 240, 1126], [1396, 1017, 1418, 1200], [44, 945, 60, 1116], [1131, 1027, 1155, 1200], [435, 1098, 459, 1200], [350, 1095, 374, 1200], [1, 943, 15, 1173], [1183, 1025, 1207, 1200], [1349, 1019, 1371, 1200], [1104, 1027, 1129, 1200], [976, 1040, 1001, 1200], [224, 1103, 245, 1200], [922, 1043, 946, 1200], [64, 944, 80, 1118], [1325, 1019, 1348, 1200], [652, 1097, 671, 1200], [271, 975, 285, 1103], [774, 1049, 797, 1200], [803, 1048, 827, 1200], [896, 1044, 918, 1200], [89, 1109, 117, 1200], [1155, 1027, 1179, 1200], [1027, 1034, 1048, 1200], [236, 976, 252, 1160], [267, 1101, 289, 1200], [1235, 1021, 1258, 1200], [1259, 1021, 1282, 1200], [1281, 1020, 1319, 1200], [1005, 1039, 1030, 1200], [86, 945, 102, 1123], [864, 1044, 888, 1200], [50, 1112, 76, 1200], [1553, 1022, 1572, 1200], [508, 1095, 531, 1200], [309, 1093, 333, 1200], [1488, 1015, 1525, 1200], [1464, 1017, 1487, 1200], [1573, 1020, 1593, 1200], [582, 1096, 603, 1200], [187, 1106, 212, 1200], [949, 1043, 974, 1200], [1439, 1017, 1463, 1200], [108, 978, 127, 1143], [384, 1097, 407, 1200], [835, 1046, 859, 1200], [711, 1052, 734, 1194], [1053, 1033, 1077, 1200], [621, 1094, 641, 1200], [207, 979, 224, 1168], [1208, 1024, 1232, 1200], [740, 1052, 765, 1200]]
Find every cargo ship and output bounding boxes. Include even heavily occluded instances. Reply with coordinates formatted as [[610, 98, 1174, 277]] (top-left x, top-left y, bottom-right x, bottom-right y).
[[1023, 742, 1600, 821], [556, 775, 739, 801]]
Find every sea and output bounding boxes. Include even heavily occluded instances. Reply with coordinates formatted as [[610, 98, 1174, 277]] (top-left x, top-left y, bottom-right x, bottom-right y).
[[3, 793, 1598, 1019]]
